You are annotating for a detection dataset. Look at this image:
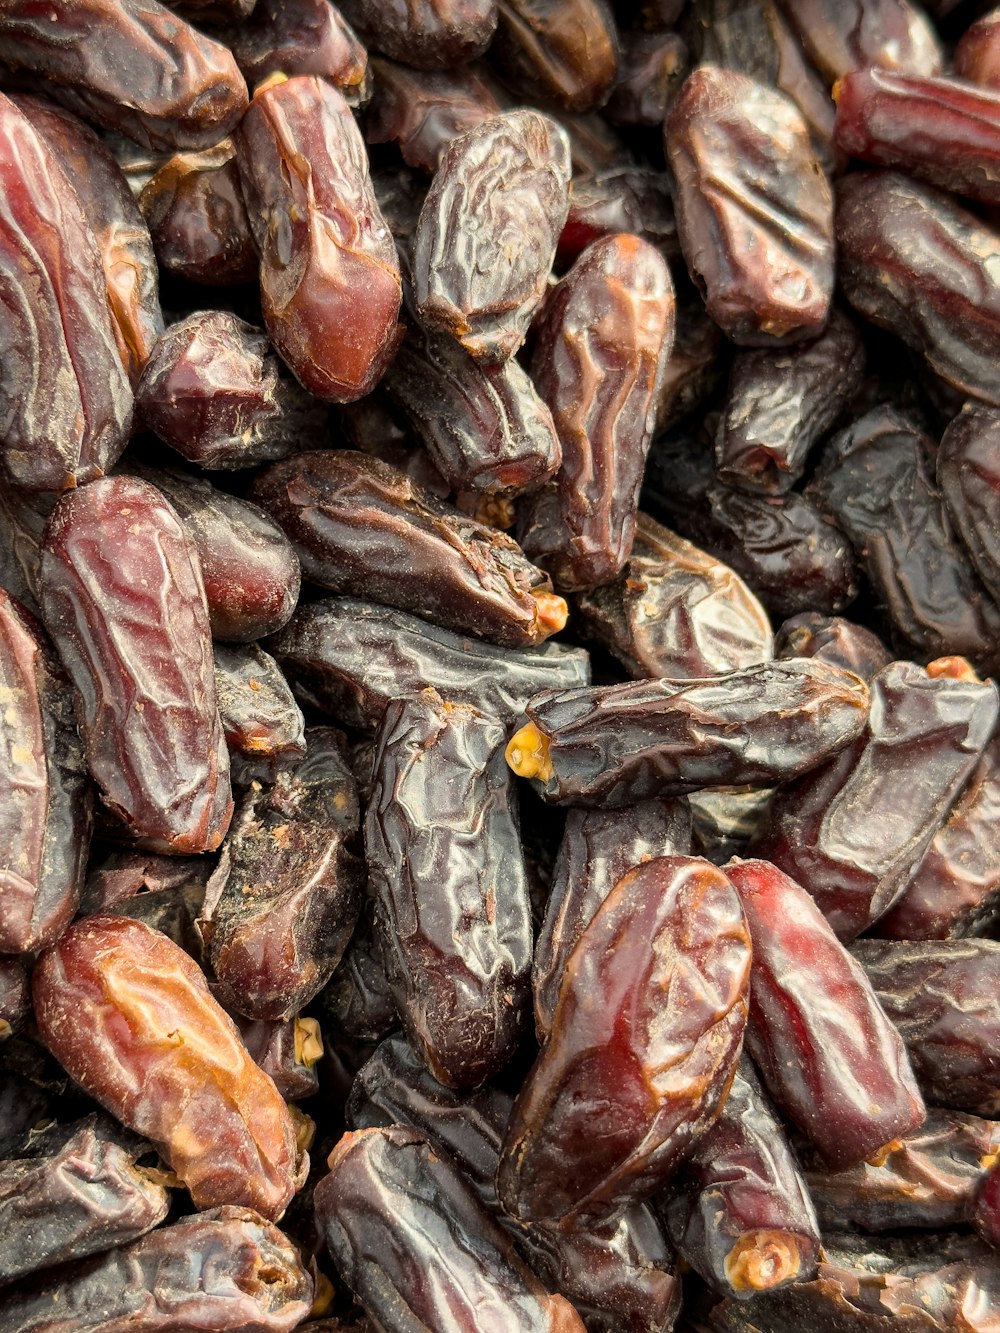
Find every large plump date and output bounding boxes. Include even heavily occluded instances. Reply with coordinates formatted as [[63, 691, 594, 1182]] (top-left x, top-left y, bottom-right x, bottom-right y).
[[39, 476, 233, 855], [413, 109, 571, 363], [665, 66, 834, 344], [725, 858, 926, 1167], [497, 855, 750, 1225], [505, 658, 869, 807], [0, 1206, 314, 1332], [315, 1125, 585, 1333], [32, 916, 304, 1219], [250, 450, 567, 649], [0, 92, 132, 494], [234, 76, 402, 403], [517, 234, 675, 591], [365, 690, 532, 1087], [0, 589, 91, 953], [0, 0, 249, 151]]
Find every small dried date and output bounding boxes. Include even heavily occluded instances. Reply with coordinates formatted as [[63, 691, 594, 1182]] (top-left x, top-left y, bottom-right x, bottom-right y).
[[490, 0, 620, 113], [223, 0, 371, 106], [336, 0, 498, 69], [213, 642, 307, 786], [778, 0, 943, 84]]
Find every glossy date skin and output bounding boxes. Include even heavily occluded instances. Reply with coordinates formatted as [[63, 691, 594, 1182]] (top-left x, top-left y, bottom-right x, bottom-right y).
[[413, 109, 571, 363], [0, 0, 249, 151], [573, 512, 772, 681], [659, 1058, 821, 1301], [778, 0, 944, 84], [337, 0, 497, 68], [213, 643, 307, 787], [224, 0, 370, 106], [235, 76, 402, 403], [837, 170, 1000, 407], [491, 0, 620, 112], [266, 597, 589, 731], [517, 234, 675, 592], [774, 613, 893, 683], [938, 403, 1000, 607], [249, 450, 567, 649], [754, 661, 998, 940], [956, 9, 1000, 88], [365, 691, 533, 1088], [39, 476, 233, 855], [724, 859, 926, 1168], [237, 1016, 323, 1102], [32, 916, 305, 1218], [665, 66, 834, 345], [497, 855, 750, 1226], [366, 58, 502, 173], [852, 939, 1000, 1118], [0, 93, 132, 495], [315, 1126, 585, 1333], [505, 658, 869, 808], [0, 1206, 314, 1333], [0, 590, 92, 954]]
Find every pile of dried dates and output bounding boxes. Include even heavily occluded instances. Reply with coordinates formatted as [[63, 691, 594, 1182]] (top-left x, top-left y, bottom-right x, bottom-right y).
[[2, 0, 1000, 1329]]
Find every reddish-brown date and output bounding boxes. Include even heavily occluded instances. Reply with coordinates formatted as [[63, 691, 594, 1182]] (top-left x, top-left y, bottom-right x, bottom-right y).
[[517, 233, 675, 592], [774, 612, 893, 683], [778, 0, 944, 84], [665, 66, 834, 345], [249, 450, 568, 649], [0, 0, 249, 151], [497, 855, 749, 1226], [956, 9, 1000, 89], [39, 475, 233, 855], [224, 0, 370, 106], [32, 916, 305, 1219], [337, 0, 497, 68], [213, 643, 307, 786], [558, 163, 678, 267], [413, 109, 571, 364], [755, 661, 998, 940], [0, 92, 132, 495], [491, 0, 620, 112], [366, 58, 502, 173], [234, 75, 402, 403], [0, 589, 92, 954], [725, 858, 927, 1167], [976, 1159, 1000, 1251]]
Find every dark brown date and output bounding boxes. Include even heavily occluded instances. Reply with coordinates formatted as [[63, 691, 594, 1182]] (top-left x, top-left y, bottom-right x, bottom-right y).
[[40, 476, 233, 855], [491, 0, 620, 112], [213, 643, 307, 786], [778, 0, 944, 84], [558, 163, 678, 267], [136, 311, 328, 471], [366, 58, 502, 172], [938, 402, 1000, 607], [315, 1125, 585, 1332], [689, 786, 777, 865], [497, 855, 750, 1225], [201, 727, 362, 1021], [774, 612, 893, 683], [236, 1015, 323, 1101], [314, 893, 398, 1046], [837, 170, 1000, 406], [665, 66, 834, 345], [0, 589, 92, 953], [956, 9, 1000, 89], [365, 690, 532, 1087], [0, 0, 249, 151], [224, 0, 370, 106], [505, 658, 869, 808], [754, 661, 998, 940], [33, 916, 305, 1218], [517, 233, 675, 592], [79, 846, 211, 921], [976, 1159, 1000, 1251], [606, 29, 688, 127], [573, 512, 773, 681], [725, 858, 926, 1167], [234, 75, 402, 402], [266, 596, 589, 731], [0, 92, 132, 494], [337, 0, 497, 68], [249, 450, 567, 648], [852, 938, 1000, 1118], [0, 959, 29, 1042], [413, 109, 571, 363], [0, 484, 47, 617]]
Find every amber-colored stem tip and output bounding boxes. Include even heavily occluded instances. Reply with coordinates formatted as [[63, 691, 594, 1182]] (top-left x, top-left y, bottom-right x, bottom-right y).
[[534, 591, 569, 638], [506, 723, 554, 782], [725, 1231, 801, 1293]]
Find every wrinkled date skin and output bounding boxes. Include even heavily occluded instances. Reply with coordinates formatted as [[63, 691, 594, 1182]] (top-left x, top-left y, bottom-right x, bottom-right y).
[[956, 9, 1000, 89], [837, 170, 1000, 407], [533, 799, 692, 1042], [365, 690, 533, 1088], [315, 1126, 586, 1333], [213, 643, 307, 787], [754, 661, 998, 940], [136, 311, 328, 472], [0, 92, 133, 495], [250, 450, 567, 649], [13, 95, 163, 389], [224, 0, 371, 105], [366, 59, 502, 174], [201, 728, 363, 1022], [0, 0, 249, 151], [725, 859, 927, 1168], [39, 476, 233, 855], [665, 66, 834, 344], [774, 612, 893, 683], [0, 589, 92, 954], [659, 1058, 821, 1301], [413, 109, 572, 363], [518, 234, 675, 592], [938, 403, 1000, 608], [235, 75, 402, 403], [0, 1206, 314, 1333], [779, 0, 944, 84], [505, 658, 869, 808], [491, 0, 620, 112], [337, 0, 498, 69], [236, 1015, 323, 1102], [32, 916, 305, 1219], [266, 596, 589, 731], [0, 1115, 170, 1284], [573, 512, 773, 681], [497, 855, 750, 1226], [607, 29, 689, 128]]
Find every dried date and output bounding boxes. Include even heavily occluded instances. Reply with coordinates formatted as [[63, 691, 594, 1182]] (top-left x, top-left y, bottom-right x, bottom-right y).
[[213, 643, 307, 786], [490, 0, 620, 112], [938, 402, 1000, 607], [365, 58, 502, 172], [337, 0, 497, 69], [774, 612, 893, 683], [778, 0, 944, 84], [224, 0, 370, 106]]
